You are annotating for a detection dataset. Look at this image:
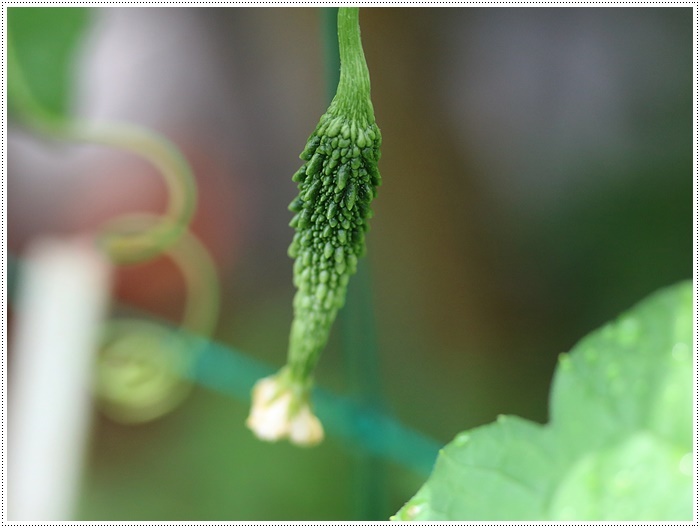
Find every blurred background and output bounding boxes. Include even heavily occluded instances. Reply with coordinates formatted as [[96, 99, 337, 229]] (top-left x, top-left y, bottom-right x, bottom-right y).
[[7, 7, 692, 520]]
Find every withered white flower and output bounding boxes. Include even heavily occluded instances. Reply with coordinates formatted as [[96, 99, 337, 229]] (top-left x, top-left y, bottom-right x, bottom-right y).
[[246, 376, 293, 441], [246, 373, 324, 447], [289, 405, 324, 446]]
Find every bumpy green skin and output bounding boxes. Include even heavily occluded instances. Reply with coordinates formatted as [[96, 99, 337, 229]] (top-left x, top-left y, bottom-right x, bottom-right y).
[[286, 108, 381, 383]]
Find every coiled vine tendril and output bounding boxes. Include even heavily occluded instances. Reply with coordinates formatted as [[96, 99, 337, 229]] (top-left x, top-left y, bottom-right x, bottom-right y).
[[8, 13, 219, 424]]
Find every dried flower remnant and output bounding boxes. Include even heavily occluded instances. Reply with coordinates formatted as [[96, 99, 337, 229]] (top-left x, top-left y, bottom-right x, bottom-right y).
[[246, 372, 324, 447]]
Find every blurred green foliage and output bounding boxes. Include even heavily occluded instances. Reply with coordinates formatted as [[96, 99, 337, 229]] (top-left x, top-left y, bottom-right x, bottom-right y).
[[394, 281, 692, 520], [8, 7, 90, 118]]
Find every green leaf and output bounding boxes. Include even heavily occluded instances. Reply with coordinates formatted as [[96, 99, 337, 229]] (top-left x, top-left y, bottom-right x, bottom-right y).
[[393, 281, 692, 521], [550, 278, 693, 456], [8, 7, 91, 119], [393, 416, 562, 521], [548, 432, 692, 520]]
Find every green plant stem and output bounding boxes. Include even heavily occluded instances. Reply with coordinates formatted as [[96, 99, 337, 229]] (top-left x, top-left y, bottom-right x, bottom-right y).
[[168, 227, 221, 339], [342, 261, 387, 519], [324, 6, 387, 520], [335, 7, 373, 120]]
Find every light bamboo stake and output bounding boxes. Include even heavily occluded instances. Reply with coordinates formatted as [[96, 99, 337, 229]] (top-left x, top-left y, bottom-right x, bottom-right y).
[[8, 237, 112, 521]]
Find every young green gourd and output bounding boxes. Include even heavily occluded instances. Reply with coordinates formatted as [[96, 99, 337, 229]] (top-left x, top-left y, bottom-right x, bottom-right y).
[[247, 7, 381, 446]]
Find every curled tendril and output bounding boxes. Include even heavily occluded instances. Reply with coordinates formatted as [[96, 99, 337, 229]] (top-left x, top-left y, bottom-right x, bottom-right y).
[[9, 31, 196, 265], [9, 32, 220, 423], [66, 123, 197, 265], [95, 319, 192, 424], [94, 220, 220, 423]]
